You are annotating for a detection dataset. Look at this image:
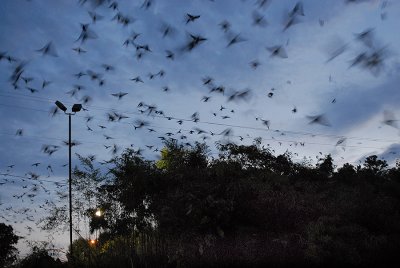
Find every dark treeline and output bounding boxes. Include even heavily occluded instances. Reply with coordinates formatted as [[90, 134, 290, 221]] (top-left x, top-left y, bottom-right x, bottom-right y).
[[36, 139, 400, 267]]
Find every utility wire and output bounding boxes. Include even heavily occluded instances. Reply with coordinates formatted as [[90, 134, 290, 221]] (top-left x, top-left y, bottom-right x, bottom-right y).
[[1, 92, 398, 144]]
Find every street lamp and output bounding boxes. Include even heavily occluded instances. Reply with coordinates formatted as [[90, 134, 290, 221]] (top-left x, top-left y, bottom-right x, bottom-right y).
[[95, 209, 102, 217], [55, 100, 82, 259]]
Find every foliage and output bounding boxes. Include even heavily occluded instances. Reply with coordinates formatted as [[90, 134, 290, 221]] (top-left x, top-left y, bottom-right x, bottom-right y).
[[0, 222, 19, 267], [16, 242, 64, 268], [42, 140, 400, 267]]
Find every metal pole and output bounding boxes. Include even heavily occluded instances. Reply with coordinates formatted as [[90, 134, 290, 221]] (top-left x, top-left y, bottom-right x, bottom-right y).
[[69, 113, 73, 258]]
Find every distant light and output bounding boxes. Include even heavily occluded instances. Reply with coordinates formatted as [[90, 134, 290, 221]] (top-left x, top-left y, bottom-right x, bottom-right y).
[[72, 104, 82, 113], [95, 209, 102, 217], [55, 101, 67, 112], [90, 239, 96, 245]]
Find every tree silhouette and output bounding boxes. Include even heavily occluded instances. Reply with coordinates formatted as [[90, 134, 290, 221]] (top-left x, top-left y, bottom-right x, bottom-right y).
[[41, 139, 400, 267], [0, 223, 19, 267]]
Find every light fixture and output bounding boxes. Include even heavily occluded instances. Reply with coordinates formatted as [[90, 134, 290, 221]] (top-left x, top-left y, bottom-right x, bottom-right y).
[[95, 209, 102, 217], [55, 100, 67, 112], [72, 104, 82, 113]]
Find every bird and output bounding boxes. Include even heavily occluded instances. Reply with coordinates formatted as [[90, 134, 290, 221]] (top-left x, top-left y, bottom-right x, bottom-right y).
[[289, 2, 305, 17], [185, 33, 207, 51], [36, 42, 58, 57], [307, 114, 331, 126], [219, 20, 231, 32], [41, 80, 52, 89], [76, 23, 98, 43], [336, 138, 346, 146], [355, 28, 375, 48], [185, 13, 200, 24], [72, 47, 87, 54], [267, 46, 288, 58], [134, 120, 149, 130], [131, 76, 144, 83], [88, 11, 104, 24], [261, 119, 270, 129], [165, 50, 175, 60], [111, 92, 128, 100], [252, 11, 268, 27], [102, 64, 115, 72], [382, 110, 399, 129], [15, 129, 23, 136], [326, 43, 348, 62], [250, 60, 261, 69], [160, 23, 176, 38], [226, 33, 247, 47], [202, 76, 213, 85]]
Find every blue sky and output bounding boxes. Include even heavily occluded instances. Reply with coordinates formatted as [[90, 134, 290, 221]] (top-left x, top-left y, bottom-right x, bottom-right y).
[[0, 0, 399, 259]]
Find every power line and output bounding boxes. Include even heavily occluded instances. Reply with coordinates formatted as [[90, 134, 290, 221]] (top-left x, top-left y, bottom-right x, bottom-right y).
[[1, 92, 398, 144], [0, 173, 67, 185]]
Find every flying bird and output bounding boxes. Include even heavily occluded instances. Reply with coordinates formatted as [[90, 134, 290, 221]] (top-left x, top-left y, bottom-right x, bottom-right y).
[[111, 92, 128, 100], [226, 33, 247, 47], [36, 42, 58, 57], [185, 13, 200, 24], [307, 114, 331, 126], [252, 11, 268, 27], [267, 46, 288, 58], [131, 76, 144, 83], [382, 110, 399, 129], [88, 11, 104, 23]]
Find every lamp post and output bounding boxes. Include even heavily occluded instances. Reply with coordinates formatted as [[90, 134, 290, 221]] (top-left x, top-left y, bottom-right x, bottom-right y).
[[55, 100, 82, 260]]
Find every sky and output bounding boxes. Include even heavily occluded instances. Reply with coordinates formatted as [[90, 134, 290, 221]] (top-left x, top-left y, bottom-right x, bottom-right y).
[[0, 0, 399, 260]]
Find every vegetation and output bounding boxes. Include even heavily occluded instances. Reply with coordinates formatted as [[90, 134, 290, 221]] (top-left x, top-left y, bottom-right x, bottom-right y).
[[0, 223, 20, 267], [16, 243, 64, 268], [40, 139, 400, 267]]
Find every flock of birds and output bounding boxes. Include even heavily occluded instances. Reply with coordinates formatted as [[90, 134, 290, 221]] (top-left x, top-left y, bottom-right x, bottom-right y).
[[0, 0, 399, 255]]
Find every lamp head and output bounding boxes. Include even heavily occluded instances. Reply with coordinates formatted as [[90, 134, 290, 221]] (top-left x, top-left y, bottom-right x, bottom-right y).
[[55, 101, 67, 112], [95, 209, 102, 217], [72, 104, 82, 113]]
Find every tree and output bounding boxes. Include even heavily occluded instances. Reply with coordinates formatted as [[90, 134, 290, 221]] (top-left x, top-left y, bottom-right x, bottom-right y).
[[0, 223, 19, 267], [316, 154, 334, 178], [363, 155, 388, 175], [18, 244, 64, 268], [335, 163, 356, 184], [40, 140, 400, 266]]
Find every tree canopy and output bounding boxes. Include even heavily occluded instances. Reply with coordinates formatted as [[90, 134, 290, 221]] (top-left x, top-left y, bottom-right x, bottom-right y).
[[41, 139, 400, 267], [0, 222, 19, 267]]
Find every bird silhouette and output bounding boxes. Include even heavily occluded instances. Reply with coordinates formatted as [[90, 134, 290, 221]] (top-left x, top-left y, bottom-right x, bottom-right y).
[[111, 92, 128, 100], [36, 42, 58, 57], [307, 114, 331, 126], [88, 11, 104, 23], [267, 46, 288, 58], [15, 129, 23, 136], [252, 11, 268, 27], [185, 13, 200, 24], [226, 32, 247, 47], [382, 110, 398, 129]]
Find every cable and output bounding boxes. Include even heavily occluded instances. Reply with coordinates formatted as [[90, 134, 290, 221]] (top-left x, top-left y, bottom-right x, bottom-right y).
[[0, 173, 67, 185], [1, 92, 398, 144]]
